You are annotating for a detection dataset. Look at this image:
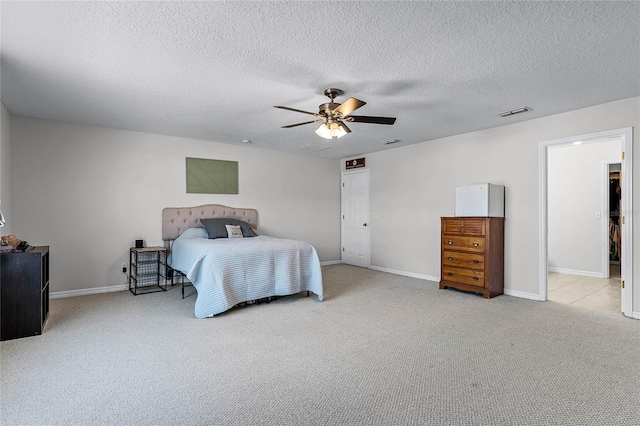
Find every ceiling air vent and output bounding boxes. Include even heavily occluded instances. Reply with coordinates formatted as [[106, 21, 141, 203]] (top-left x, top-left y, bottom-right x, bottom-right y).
[[380, 139, 401, 145], [297, 143, 331, 152], [498, 106, 532, 117]]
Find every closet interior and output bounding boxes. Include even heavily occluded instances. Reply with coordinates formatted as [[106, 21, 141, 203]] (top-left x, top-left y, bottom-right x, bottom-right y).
[[609, 169, 621, 263]]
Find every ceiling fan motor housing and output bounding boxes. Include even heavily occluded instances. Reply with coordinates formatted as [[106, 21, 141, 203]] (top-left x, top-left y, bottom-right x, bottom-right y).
[[319, 102, 340, 117]]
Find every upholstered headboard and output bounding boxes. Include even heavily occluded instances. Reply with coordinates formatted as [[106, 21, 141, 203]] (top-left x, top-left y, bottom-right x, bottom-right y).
[[162, 204, 258, 241]]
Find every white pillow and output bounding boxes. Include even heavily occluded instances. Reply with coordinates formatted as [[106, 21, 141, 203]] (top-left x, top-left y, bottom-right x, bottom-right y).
[[225, 224, 243, 238]]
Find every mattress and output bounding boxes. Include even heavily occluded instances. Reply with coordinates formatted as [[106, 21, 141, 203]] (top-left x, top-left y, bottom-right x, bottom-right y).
[[169, 228, 323, 318]]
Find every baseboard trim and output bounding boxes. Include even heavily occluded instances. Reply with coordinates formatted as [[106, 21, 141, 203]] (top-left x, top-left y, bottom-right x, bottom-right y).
[[369, 265, 439, 282], [50, 267, 619, 310], [51, 284, 127, 299], [547, 267, 604, 279], [632, 311, 640, 320], [371, 265, 544, 301], [504, 288, 543, 301]]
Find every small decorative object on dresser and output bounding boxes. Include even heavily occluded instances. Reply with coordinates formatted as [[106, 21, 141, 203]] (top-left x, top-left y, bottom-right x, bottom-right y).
[[440, 217, 504, 298]]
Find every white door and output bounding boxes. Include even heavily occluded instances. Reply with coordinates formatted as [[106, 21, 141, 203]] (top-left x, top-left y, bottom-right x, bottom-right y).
[[342, 170, 369, 267]]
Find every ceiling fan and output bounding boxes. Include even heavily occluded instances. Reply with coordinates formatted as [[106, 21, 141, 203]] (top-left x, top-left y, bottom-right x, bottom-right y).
[[274, 88, 396, 139]]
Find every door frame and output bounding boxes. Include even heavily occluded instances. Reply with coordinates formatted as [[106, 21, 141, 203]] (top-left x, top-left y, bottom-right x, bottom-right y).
[[539, 127, 633, 317], [341, 168, 370, 267]]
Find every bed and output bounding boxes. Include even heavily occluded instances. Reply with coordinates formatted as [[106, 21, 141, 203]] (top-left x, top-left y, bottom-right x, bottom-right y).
[[162, 204, 323, 318]]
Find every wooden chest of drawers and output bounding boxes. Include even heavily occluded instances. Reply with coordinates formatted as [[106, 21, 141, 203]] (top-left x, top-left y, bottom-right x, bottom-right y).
[[439, 217, 504, 298]]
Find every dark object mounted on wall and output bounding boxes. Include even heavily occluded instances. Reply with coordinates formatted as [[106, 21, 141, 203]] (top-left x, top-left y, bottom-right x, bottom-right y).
[[135, 240, 144, 249], [346, 158, 365, 169]]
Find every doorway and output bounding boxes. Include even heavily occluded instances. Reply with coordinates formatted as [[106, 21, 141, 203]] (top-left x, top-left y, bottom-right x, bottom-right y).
[[539, 128, 633, 318]]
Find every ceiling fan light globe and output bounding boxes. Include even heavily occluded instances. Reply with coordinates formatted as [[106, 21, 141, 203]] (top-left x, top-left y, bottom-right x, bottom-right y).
[[329, 122, 347, 138], [315, 122, 347, 139], [315, 123, 333, 139]]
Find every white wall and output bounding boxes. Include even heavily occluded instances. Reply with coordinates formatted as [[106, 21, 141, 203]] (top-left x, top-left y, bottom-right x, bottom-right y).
[[10, 96, 640, 315], [547, 140, 621, 275], [10, 117, 341, 293], [0, 102, 11, 234], [343, 96, 639, 312]]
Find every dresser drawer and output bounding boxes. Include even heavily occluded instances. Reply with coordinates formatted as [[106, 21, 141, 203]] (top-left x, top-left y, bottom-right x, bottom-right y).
[[442, 236, 485, 253], [442, 250, 484, 269], [442, 266, 485, 287], [442, 218, 486, 236]]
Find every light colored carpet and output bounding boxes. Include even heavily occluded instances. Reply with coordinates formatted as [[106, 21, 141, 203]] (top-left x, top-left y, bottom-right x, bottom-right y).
[[1, 264, 639, 425]]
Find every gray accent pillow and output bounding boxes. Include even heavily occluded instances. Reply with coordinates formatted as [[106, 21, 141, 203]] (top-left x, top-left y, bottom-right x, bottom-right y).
[[200, 218, 257, 239]]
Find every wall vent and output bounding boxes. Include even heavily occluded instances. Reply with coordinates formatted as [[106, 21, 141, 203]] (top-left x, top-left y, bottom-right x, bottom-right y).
[[498, 106, 532, 117]]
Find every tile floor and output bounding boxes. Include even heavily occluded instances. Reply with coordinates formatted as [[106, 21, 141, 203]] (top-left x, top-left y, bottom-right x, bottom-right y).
[[548, 264, 621, 313]]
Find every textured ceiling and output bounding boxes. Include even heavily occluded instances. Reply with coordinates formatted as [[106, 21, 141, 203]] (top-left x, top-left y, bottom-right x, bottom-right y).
[[1, 1, 639, 159]]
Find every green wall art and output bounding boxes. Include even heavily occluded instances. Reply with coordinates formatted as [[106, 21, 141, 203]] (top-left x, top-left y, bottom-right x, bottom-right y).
[[186, 157, 238, 194]]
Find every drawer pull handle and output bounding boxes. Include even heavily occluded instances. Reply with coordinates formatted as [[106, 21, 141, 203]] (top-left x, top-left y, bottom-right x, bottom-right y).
[[473, 242, 479, 247], [448, 256, 454, 261], [472, 259, 480, 264], [447, 272, 453, 277], [472, 276, 479, 281], [448, 240, 453, 245]]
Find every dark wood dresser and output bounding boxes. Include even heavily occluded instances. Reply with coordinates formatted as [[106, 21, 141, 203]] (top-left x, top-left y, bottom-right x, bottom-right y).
[[1, 246, 50, 341], [440, 217, 504, 298]]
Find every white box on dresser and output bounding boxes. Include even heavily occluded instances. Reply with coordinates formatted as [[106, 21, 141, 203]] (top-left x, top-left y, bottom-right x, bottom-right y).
[[455, 183, 505, 217]]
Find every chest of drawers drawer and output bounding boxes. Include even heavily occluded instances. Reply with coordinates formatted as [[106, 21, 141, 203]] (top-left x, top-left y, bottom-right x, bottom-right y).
[[442, 250, 485, 269], [442, 218, 486, 236], [442, 266, 485, 287], [442, 236, 485, 253]]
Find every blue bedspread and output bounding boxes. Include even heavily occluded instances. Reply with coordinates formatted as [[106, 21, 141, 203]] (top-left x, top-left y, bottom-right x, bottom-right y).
[[168, 228, 323, 318]]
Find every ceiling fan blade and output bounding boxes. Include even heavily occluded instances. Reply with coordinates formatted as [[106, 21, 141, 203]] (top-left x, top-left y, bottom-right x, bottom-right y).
[[274, 105, 320, 116], [347, 115, 396, 125], [333, 97, 366, 117], [340, 121, 351, 134], [281, 119, 322, 128]]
